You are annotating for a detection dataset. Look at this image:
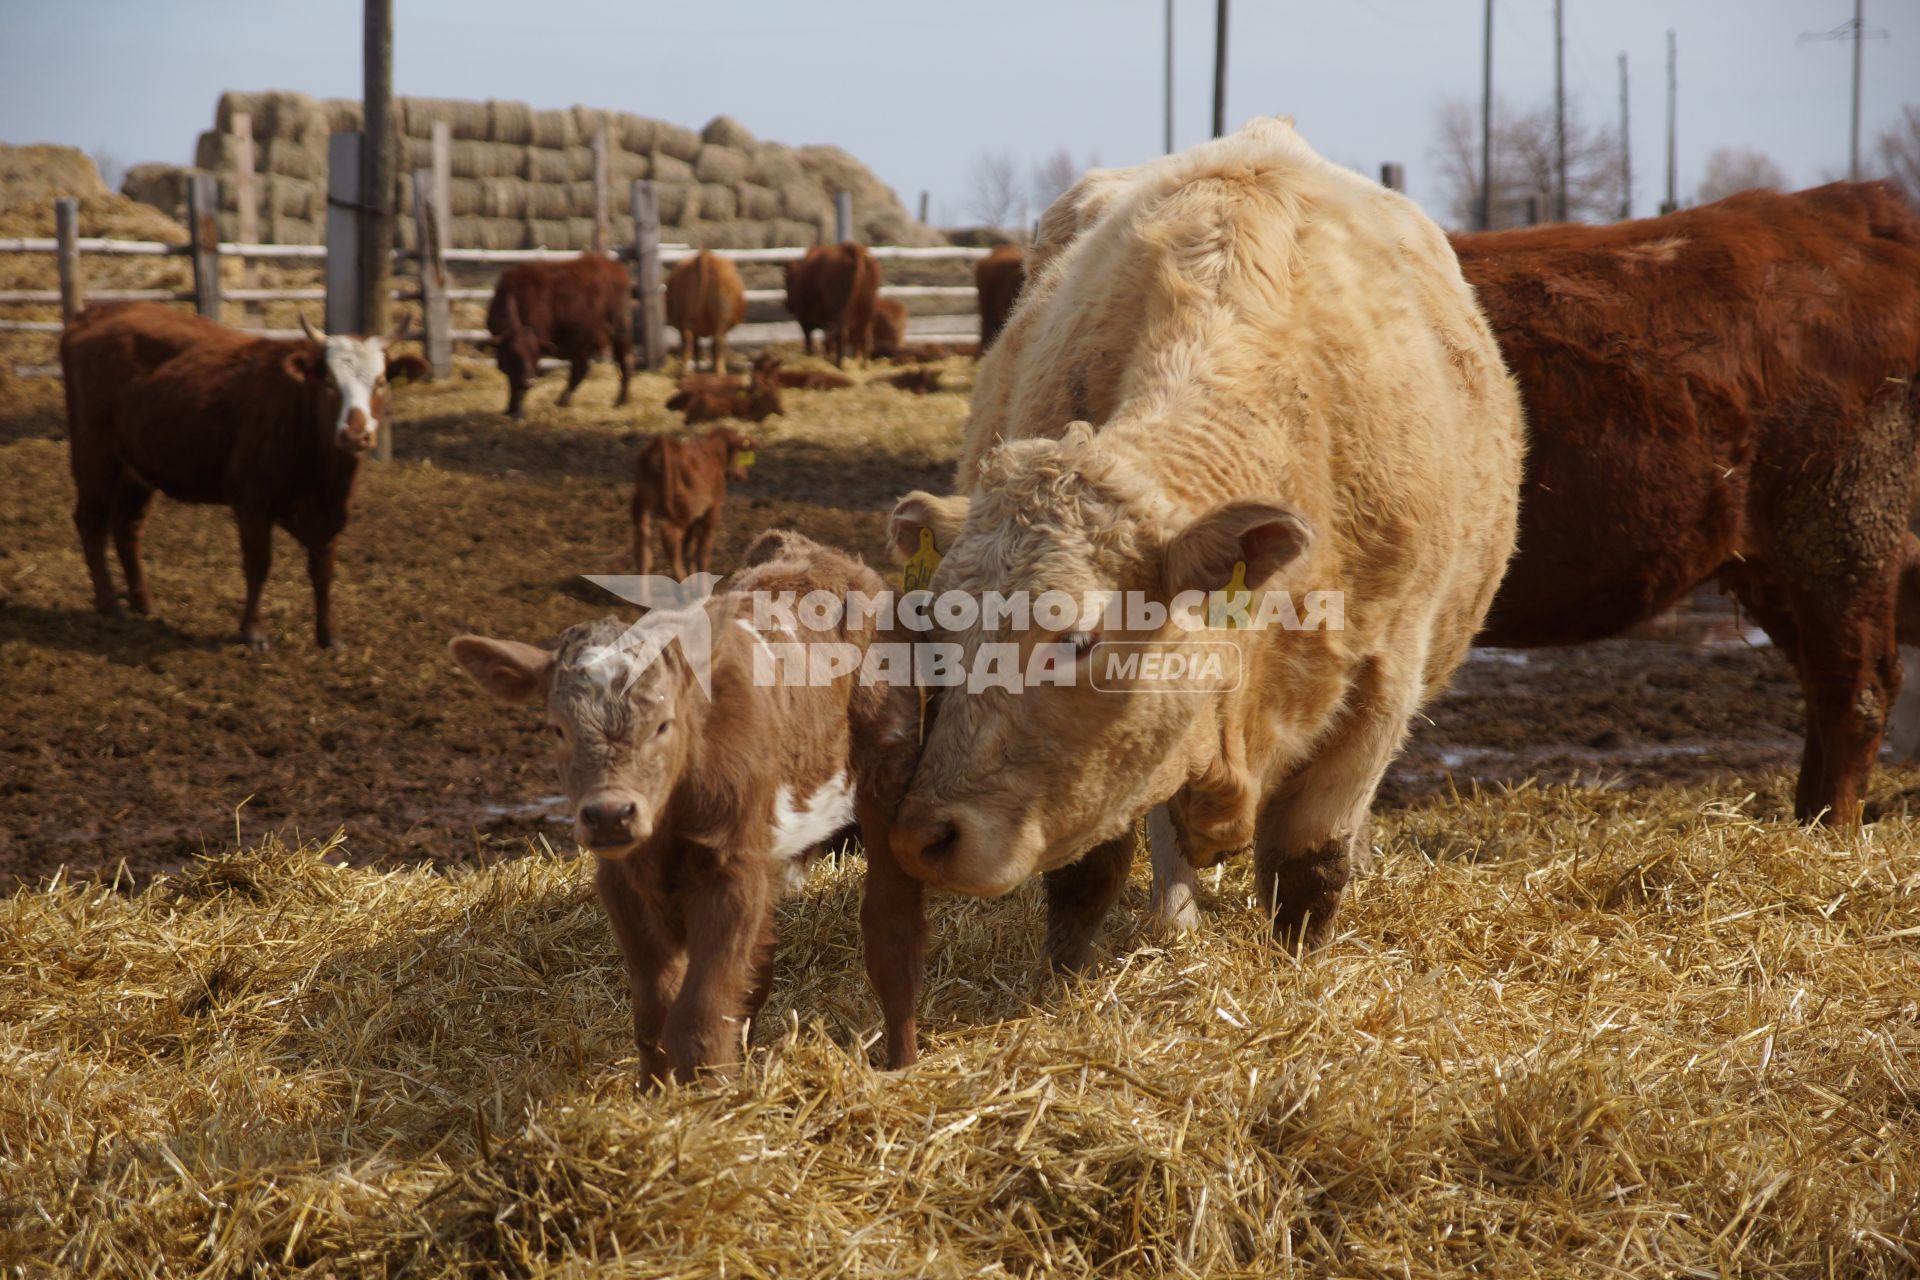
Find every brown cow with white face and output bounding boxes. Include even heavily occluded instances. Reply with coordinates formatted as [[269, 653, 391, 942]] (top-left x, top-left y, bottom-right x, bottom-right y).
[[60, 302, 409, 651], [885, 119, 1524, 967], [451, 531, 924, 1080]]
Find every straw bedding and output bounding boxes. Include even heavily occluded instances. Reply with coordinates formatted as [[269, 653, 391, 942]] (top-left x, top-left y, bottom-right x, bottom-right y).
[[3, 784, 1915, 1276]]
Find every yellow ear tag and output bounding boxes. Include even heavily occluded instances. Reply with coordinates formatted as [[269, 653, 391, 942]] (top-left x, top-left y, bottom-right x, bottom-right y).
[[1213, 559, 1252, 630], [735, 449, 756, 468], [903, 526, 943, 594]]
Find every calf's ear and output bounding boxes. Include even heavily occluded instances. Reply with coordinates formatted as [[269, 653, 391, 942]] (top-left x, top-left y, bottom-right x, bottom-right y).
[[1161, 498, 1313, 598], [887, 491, 971, 563], [449, 635, 553, 704]]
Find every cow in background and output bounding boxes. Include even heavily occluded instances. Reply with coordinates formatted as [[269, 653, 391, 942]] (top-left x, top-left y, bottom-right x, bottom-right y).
[[631, 425, 757, 577], [60, 303, 411, 652], [870, 296, 908, 360], [974, 244, 1025, 353], [665, 250, 747, 373], [485, 252, 634, 419], [784, 242, 880, 367], [1454, 181, 1920, 825]]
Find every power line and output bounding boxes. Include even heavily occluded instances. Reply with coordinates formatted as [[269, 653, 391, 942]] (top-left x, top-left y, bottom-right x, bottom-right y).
[[1798, 1, 1889, 181]]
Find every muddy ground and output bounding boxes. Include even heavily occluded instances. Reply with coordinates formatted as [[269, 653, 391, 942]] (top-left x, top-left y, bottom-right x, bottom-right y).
[[1, 356, 1904, 886]]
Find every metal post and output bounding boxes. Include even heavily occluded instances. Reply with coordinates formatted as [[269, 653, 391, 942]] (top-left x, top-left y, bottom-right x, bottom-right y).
[[631, 180, 665, 371], [1553, 0, 1567, 222], [1211, 0, 1229, 138], [412, 170, 450, 379], [834, 191, 853, 243], [1165, 0, 1175, 152], [431, 120, 450, 258], [357, 0, 394, 337], [54, 198, 80, 323], [1480, 0, 1494, 230], [1379, 163, 1405, 193], [1663, 29, 1677, 214], [326, 132, 364, 335], [1850, 0, 1863, 180], [1618, 52, 1631, 220], [591, 128, 610, 253], [187, 172, 222, 321], [918, 190, 929, 223]]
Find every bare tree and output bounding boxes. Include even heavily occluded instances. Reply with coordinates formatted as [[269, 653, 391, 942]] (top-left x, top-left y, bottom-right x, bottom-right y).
[[964, 151, 1026, 230], [1029, 149, 1095, 214], [1875, 104, 1920, 202], [1432, 95, 1624, 229], [91, 146, 126, 191], [1696, 147, 1788, 203]]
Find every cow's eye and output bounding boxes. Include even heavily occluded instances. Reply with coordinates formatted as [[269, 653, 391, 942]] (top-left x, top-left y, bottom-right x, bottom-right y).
[[652, 719, 672, 739], [550, 724, 568, 742]]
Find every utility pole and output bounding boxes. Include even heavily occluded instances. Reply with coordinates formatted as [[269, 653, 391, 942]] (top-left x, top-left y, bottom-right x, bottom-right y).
[[1212, 0, 1228, 138], [1165, 0, 1175, 153], [1662, 28, 1677, 214], [358, 0, 394, 340], [1799, 2, 1887, 181], [1480, 0, 1494, 230], [1618, 52, 1631, 220], [1553, 0, 1567, 222]]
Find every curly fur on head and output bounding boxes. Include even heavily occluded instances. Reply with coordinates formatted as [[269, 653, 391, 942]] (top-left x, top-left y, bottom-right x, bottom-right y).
[[966, 422, 1172, 570]]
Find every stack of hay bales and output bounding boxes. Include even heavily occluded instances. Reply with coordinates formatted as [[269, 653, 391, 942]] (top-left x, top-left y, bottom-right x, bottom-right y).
[[120, 94, 946, 253]]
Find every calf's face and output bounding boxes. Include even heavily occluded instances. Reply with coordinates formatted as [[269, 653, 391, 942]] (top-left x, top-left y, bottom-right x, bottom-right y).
[[451, 618, 695, 859], [887, 426, 1311, 896]]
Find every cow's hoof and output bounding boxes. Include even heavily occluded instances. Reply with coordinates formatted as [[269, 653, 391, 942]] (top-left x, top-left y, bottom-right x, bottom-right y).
[[315, 634, 336, 650], [243, 634, 271, 655], [1149, 880, 1203, 933]]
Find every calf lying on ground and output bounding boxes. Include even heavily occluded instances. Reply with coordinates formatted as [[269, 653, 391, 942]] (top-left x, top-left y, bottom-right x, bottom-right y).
[[884, 368, 941, 394], [450, 530, 922, 1083], [632, 426, 756, 577], [666, 365, 784, 424], [870, 297, 908, 360], [752, 352, 853, 391], [60, 303, 410, 651]]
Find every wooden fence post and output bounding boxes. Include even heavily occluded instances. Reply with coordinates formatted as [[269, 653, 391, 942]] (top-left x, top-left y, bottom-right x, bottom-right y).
[[412, 170, 451, 379], [1524, 192, 1544, 226], [234, 112, 259, 318], [917, 190, 929, 223], [630, 180, 665, 371], [591, 128, 610, 253], [431, 121, 450, 258], [834, 191, 853, 243], [326, 131, 363, 336], [1379, 162, 1405, 192], [187, 172, 222, 320], [54, 197, 81, 323]]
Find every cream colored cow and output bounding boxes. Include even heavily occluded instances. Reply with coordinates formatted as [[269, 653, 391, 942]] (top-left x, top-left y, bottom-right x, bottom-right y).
[[886, 118, 1525, 967]]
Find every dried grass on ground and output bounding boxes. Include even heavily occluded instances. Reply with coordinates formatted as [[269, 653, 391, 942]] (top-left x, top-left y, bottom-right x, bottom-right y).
[[4, 782, 1916, 1277]]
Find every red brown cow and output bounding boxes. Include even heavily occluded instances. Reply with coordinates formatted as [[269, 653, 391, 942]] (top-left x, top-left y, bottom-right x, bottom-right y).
[[450, 531, 922, 1082], [485, 252, 634, 419], [59, 303, 408, 652], [783, 242, 881, 367], [1454, 181, 1920, 824], [665, 250, 747, 373], [870, 296, 908, 360], [665, 364, 784, 425], [974, 244, 1025, 353], [631, 425, 756, 577]]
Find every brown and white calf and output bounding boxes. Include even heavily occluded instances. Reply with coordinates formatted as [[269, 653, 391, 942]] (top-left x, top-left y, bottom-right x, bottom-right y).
[[451, 531, 923, 1082], [631, 426, 756, 578]]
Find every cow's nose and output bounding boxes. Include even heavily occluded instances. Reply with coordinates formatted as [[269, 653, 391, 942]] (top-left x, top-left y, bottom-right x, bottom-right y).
[[891, 816, 959, 875], [578, 799, 638, 846]]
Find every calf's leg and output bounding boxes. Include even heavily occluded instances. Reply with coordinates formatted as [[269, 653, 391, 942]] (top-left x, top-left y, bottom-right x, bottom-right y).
[[689, 506, 723, 575], [1041, 831, 1134, 974], [110, 474, 157, 616], [859, 800, 927, 1068], [659, 522, 689, 581], [633, 509, 654, 577], [596, 861, 684, 1088], [556, 356, 590, 408], [664, 864, 773, 1083], [613, 333, 634, 406], [235, 509, 275, 653], [1147, 805, 1203, 932]]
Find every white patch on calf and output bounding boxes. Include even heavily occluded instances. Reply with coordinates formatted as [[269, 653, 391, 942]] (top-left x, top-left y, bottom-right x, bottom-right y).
[[769, 771, 855, 868], [323, 336, 387, 448]]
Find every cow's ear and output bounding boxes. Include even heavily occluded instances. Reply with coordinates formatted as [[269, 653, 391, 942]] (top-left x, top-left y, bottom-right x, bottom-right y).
[[887, 490, 970, 563], [283, 347, 326, 386], [449, 635, 553, 704], [1161, 498, 1313, 597], [385, 352, 431, 384]]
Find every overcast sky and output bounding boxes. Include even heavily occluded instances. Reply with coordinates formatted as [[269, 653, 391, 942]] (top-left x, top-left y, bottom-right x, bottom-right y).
[[2, 1, 1912, 228]]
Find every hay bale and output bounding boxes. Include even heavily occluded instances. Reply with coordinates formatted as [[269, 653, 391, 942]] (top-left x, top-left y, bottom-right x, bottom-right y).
[[263, 136, 324, 182], [214, 91, 264, 136], [525, 148, 572, 184], [120, 164, 191, 223], [402, 96, 482, 140], [653, 122, 703, 164], [529, 109, 579, 150], [747, 147, 806, 190], [768, 217, 823, 248], [487, 99, 534, 145], [572, 105, 611, 144], [564, 216, 597, 247], [781, 185, 833, 226], [609, 149, 650, 184], [1, 144, 108, 203], [564, 145, 597, 182], [269, 209, 320, 245], [697, 183, 737, 221], [521, 183, 567, 220], [194, 131, 237, 172], [444, 177, 485, 217], [649, 151, 695, 184], [451, 215, 520, 250], [652, 181, 699, 225], [449, 140, 523, 179], [524, 217, 570, 249], [694, 145, 750, 187], [568, 181, 604, 218], [736, 182, 782, 222], [325, 98, 363, 133], [701, 115, 759, 150], [478, 177, 533, 219], [618, 113, 658, 155]]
